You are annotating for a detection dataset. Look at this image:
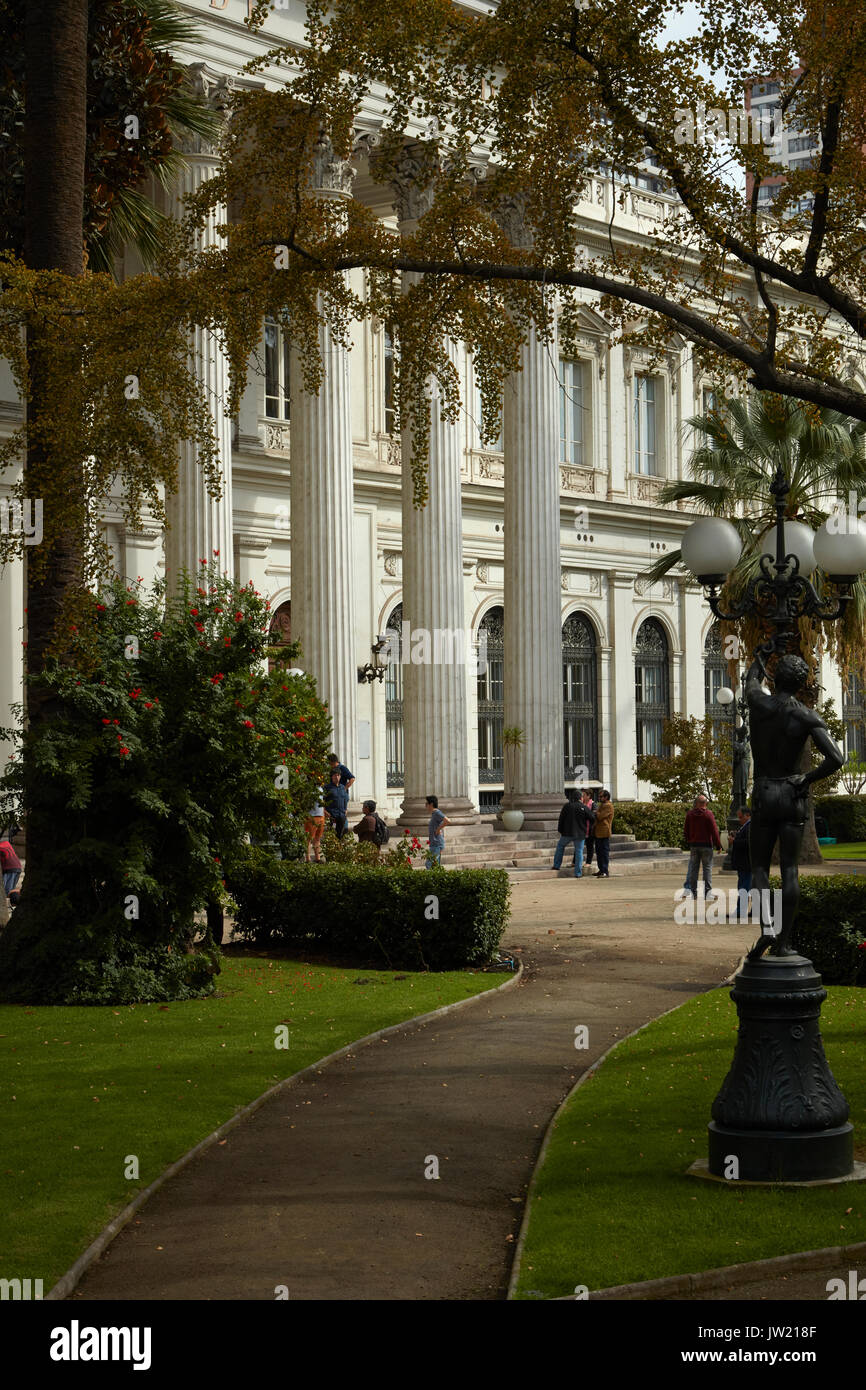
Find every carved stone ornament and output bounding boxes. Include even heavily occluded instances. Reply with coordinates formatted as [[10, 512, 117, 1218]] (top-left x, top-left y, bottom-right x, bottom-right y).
[[493, 193, 534, 251], [478, 454, 504, 480], [476, 561, 489, 584], [561, 570, 570, 592], [311, 129, 356, 197], [383, 551, 399, 577], [266, 424, 291, 453], [560, 466, 594, 493], [633, 476, 664, 502], [181, 63, 235, 156], [389, 141, 441, 225]]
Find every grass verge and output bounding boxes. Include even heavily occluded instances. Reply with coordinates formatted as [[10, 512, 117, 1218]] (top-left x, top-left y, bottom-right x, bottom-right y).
[[821, 843, 866, 861], [512, 986, 866, 1300], [0, 954, 504, 1290]]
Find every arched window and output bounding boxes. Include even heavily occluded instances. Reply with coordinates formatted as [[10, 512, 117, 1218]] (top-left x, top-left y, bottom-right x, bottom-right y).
[[264, 316, 291, 420], [704, 623, 735, 742], [385, 604, 404, 786], [562, 613, 598, 781], [267, 600, 291, 674], [635, 618, 670, 762], [477, 606, 504, 784], [843, 673, 866, 759]]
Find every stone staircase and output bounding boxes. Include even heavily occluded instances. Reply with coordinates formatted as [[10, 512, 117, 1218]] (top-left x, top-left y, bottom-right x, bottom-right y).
[[414, 819, 686, 881]]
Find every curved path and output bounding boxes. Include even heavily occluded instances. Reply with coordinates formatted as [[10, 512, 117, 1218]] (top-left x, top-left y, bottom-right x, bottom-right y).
[[71, 873, 758, 1301]]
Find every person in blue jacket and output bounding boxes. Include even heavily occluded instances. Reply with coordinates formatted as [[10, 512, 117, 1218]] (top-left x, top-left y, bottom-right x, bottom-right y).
[[323, 768, 349, 838]]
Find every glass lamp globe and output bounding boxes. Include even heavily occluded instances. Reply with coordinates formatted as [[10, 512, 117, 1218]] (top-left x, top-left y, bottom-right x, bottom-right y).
[[716, 686, 735, 706], [813, 516, 866, 577], [680, 518, 742, 579], [286, 667, 305, 677], [760, 519, 817, 576]]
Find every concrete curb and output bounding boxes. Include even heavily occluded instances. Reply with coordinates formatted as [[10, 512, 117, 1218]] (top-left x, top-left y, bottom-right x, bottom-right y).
[[508, 967, 865, 1303], [506, 988, 712, 1301], [575, 1240, 866, 1301], [46, 961, 523, 1302]]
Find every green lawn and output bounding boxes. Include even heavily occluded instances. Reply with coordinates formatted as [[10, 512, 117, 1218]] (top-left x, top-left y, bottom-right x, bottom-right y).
[[512, 987, 866, 1300], [821, 842, 866, 860], [0, 954, 503, 1291]]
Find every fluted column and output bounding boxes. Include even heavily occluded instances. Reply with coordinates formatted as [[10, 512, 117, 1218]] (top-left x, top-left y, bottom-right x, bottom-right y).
[[165, 65, 234, 589], [289, 133, 358, 776], [497, 196, 563, 826], [0, 528, 24, 775], [501, 322, 563, 823], [393, 144, 476, 826]]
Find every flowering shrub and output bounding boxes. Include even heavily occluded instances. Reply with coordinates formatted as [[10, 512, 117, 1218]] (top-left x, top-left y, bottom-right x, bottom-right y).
[[0, 564, 330, 1003]]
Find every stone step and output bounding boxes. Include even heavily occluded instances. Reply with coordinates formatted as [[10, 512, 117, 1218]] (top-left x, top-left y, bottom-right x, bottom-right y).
[[503, 857, 688, 881]]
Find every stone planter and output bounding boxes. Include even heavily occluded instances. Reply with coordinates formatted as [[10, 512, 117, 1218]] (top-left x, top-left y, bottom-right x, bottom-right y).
[[501, 809, 525, 832]]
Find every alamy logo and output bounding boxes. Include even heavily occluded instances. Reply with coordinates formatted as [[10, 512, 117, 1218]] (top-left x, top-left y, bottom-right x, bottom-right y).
[[0, 1277, 43, 1300], [384, 621, 488, 674], [0, 497, 43, 546], [674, 888, 781, 927], [674, 100, 783, 147], [49, 1321, 152, 1371]]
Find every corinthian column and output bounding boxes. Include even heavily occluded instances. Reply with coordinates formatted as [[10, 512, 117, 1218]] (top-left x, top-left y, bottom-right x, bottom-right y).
[[392, 144, 477, 826], [289, 133, 358, 777], [498, 196, 563, 827], [165, 64, 234, 590]]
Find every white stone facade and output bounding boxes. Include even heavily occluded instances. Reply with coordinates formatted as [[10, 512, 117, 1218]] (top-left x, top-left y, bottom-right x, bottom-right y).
[[0, 1, 849, 814]]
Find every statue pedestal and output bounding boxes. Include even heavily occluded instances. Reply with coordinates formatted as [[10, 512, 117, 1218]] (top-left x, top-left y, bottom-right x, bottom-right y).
[[708, 954, 853, 1182]]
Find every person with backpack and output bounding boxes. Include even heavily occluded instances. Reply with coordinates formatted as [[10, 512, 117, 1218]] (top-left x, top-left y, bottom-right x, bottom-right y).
[[354, 800, 390, 854]]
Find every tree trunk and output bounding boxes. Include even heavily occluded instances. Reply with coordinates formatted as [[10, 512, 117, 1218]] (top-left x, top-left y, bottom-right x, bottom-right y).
[[21, 1, 89, 891]]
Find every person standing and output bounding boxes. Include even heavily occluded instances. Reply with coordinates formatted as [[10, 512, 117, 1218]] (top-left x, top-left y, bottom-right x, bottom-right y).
[[683, 794, 723, 896], [327, 753, 355, 791], [304, 786, 326, 862], [552, 792, 593, 877], [592, 790, 614, 877], [425, 795, 450, 868], [0, 832, 22, 910], [581, 790, 596, 868], [729, 805, 753, 920], [323, 768, 349, 839]]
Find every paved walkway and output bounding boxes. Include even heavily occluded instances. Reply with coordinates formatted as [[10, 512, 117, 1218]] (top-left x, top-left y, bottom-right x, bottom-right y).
[[69, 869, 844, 1301]]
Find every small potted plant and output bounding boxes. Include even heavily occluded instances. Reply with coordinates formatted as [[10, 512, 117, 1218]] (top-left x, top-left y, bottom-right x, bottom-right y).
[[501, 726, 526, 830]]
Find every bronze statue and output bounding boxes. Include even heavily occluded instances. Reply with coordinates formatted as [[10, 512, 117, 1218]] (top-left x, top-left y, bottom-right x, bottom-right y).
[[731, 719, 750, 811], [746, 650, 844, 958]]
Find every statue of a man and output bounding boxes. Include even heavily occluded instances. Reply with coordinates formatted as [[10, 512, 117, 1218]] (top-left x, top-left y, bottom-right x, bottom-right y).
[[746, 651, 844, 958]]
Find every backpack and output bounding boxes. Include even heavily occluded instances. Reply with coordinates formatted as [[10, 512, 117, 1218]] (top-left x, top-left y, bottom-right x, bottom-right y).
[[373, 814, 390, 847]]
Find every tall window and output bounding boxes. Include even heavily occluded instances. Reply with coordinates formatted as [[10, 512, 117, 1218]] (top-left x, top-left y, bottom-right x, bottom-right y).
[[634, 374, 657, 475], [559, 360, 586, 465], [562, 613, 598, 781], [477, 606, 504, 782], [704, 624, 735, 744], [384, 330, 396, 435], [264, 316, 291, 420], [635, 618, 670, 762], [385, 604, 404, 786], [843, 674, 866, 760]]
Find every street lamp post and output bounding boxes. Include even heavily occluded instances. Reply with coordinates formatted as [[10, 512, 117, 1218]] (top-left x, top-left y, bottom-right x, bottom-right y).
[[681, 466, 866, 1182], [715, 681, 749, 869]]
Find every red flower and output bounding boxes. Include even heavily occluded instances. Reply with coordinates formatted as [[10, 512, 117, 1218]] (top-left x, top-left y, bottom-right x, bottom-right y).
[[234, 612, 243, 621], [119, 747, 130, 756], [243, 719, 254, 729], [96, 604, 106, 613], [153, 631, 162, 640], [190, 608, 199, 616], [102, 718, 111, 725], [195, 622, 205, 632], [224, 637, 231, 646], [197, 588, 206, 597], [113, 719, 119, 726], [144, 702, 153, 709], [126, 600, 137, 607], [210, 673, 224, 684]]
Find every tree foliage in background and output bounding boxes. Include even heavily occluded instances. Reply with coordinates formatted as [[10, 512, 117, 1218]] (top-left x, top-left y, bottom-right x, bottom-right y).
[[636, 714, 732, 805], [0, 565, 331, 1003]]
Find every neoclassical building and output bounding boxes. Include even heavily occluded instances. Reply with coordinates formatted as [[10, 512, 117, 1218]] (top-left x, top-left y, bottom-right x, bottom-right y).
[[0, 1, 852, 827]]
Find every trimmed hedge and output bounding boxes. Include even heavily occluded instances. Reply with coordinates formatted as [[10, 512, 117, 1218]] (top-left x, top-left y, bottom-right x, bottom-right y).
[[770, 873, 866, 985], [228, 849, 510, 970], [813, 796, 866, 843], [613, 801, 726, 849]]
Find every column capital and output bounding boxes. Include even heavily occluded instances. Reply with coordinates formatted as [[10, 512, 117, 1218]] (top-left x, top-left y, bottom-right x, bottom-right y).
[[177, 63, 235, 157], [493, 191, 535, 252], [387, 140, 441, 228], [311, 129, 356, 199]]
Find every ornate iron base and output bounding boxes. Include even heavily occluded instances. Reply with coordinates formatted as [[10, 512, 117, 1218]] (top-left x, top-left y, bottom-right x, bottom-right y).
[[708, 953, 853, 1183]]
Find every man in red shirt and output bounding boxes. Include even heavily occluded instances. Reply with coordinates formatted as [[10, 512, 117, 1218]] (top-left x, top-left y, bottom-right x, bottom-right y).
[[682, 794, 723, 898]]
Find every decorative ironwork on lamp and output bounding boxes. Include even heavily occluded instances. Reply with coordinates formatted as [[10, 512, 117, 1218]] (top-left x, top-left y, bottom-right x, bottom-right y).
[[358, 636, 389, 684]]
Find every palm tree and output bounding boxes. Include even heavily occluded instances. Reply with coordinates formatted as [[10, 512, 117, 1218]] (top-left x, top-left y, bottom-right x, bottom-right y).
[[2, 0, 221, 278], [645, 390, 866, 860]]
